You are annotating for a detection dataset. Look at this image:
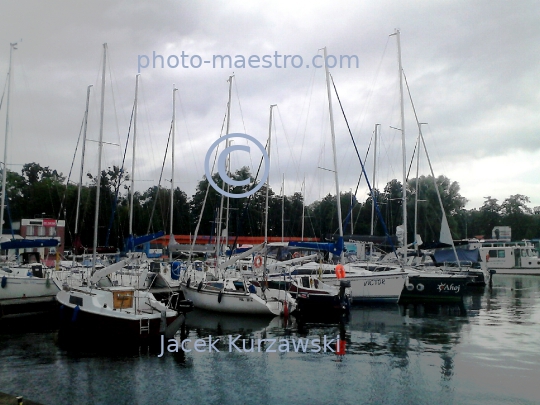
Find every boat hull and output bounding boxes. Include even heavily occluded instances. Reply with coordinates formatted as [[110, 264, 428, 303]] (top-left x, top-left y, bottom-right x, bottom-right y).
[[56, 289, 180, 339], [0, 275, 59, 301], [400, 274, 469, 302], [181, 285, 280, 316], [325, 273, 406, 303], [488, 268, 540, 275]]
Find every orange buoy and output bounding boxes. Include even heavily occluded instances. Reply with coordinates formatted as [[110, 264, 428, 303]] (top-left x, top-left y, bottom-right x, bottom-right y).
[[335, 264, 345, 279], [283, 300, 289, 318], [253, 255, 263, 268]]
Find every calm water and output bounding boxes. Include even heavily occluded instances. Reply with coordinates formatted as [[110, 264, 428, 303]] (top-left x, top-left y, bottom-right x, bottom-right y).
[[1, 275, 539, 405]]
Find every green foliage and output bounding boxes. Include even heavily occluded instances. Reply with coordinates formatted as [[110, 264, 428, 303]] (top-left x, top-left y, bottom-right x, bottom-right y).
[[2, 162, 540, 248]]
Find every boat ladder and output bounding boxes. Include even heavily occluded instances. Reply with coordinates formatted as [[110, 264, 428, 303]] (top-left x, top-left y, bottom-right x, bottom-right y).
[[140, 317, 150, 335]]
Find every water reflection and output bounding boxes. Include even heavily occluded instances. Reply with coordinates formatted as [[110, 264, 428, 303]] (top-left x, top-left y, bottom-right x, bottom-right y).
[[1, 276, 539, 405]]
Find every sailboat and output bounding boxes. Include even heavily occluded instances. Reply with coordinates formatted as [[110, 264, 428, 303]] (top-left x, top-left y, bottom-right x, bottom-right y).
[[354, 30, 472, 302], [0, 43, 62, 314], [181, 95, 294, 316], [283, 47, 407, 303], [56, 44, 187, 339]]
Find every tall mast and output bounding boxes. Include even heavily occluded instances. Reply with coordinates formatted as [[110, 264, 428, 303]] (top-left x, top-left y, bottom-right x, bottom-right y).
[[74, 85, 92, 238], [301, 175, 305, 241], [264, 104, 276, 246], [1, 42, 17, 236], [392, 29, 407, 260], [414, 123, 426, 250], [370, 124, 380, 235], [129, 74, 140, 241], [216, 75, 233, 259], [281, 174, 284, 242], [92, 43, 107, 273], [323, 47, 344, 263], [263, 104, 276, 272], [169, 84, 177, 260]]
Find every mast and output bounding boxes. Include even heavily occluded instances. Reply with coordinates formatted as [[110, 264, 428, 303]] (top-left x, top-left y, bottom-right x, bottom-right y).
[[74, 84, 92, 245], [263, 104, 276, 272], [281, 174, 284, 242], [350, 189, 353, 235], [1, 42, 17, 236], [264, 105, 276, 246], [169, 84, 177, 260], [92, 43, 107, 273], [301, 175, 305, 241], [392, 29, 407, 260], [370, 124, 379, 236], [128, 74, 140, 243], [216, 75, 233, 259], [323, 47, 344, 263], [414, 123, 427, 251]]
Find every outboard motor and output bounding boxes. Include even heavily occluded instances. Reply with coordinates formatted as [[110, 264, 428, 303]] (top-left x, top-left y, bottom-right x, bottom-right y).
[[339, 280, 351, 313]]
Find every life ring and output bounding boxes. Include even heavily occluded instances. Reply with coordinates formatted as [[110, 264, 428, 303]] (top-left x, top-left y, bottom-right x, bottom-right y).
[[406, 283, 415, 291], [416, 283, 425, 292], [292, 252, 301, 259], [335, 264, 345, 279], [254, 255, 263, 268], [486, 254, 490, 262]]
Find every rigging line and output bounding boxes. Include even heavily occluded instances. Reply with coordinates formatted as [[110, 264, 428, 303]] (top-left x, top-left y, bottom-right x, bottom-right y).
[[146, 120, 172, 234], [354, 131, 374, 196], [352, 35, 390, 134], [233, 77, 254, 171], [0, 73, 8, 112], [56, 113, 86, 220], [177, 91, 201, 175], [105, 100, 135, 246], [226, 137, 268, 258], [296, 55, 319, 175], [330, 73, 397, 255], [106, 47, 125, 158], [139, 79, 158, 178]]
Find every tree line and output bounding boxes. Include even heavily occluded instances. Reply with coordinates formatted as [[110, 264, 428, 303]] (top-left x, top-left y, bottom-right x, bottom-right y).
[[3, 162, 539, 250]]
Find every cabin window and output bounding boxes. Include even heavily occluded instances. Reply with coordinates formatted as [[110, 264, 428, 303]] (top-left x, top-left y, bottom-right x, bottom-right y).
[[497, 250, 505, 258], [48, 227, 56, 236], [37, 226, 46, 236]]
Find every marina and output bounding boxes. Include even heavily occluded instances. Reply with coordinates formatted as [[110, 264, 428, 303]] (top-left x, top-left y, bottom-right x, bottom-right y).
[[0, 274, 539, 405]]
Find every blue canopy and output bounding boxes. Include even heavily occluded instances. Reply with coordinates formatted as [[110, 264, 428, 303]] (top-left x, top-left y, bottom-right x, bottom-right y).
[[433, 248, 482, 264], [0, 238, 59, 250], [124, 231, 165, 252], [288, 237, 344, 256]]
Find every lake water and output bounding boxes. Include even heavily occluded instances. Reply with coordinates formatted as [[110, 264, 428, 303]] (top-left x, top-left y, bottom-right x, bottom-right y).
[[1, 274, 539, 405]]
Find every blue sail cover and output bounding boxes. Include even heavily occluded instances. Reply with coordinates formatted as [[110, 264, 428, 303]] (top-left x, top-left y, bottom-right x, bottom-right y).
[[124, 231, 165, 252], [0, 238, 59, 250], [433, 248, 481, 264], [288, 237, 344, 256]]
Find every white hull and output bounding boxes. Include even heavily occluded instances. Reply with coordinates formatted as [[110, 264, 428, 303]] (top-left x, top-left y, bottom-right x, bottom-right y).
[[181, 285, 282, 316], [490, 268, 540, 275], [0, 275, 59, 301], [283, 262, 406, 303], [325, 273, 406, 302]]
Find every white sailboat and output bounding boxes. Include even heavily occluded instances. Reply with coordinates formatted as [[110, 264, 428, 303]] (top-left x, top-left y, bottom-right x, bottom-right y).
[[56, 44, 185, 339], [181, 100, 294, 316], [313, 46, 406, 302], [0, 43, 62, 313]]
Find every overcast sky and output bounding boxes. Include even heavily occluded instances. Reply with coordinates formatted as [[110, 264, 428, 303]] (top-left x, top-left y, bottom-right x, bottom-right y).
[[1, 0, 539, 213]]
